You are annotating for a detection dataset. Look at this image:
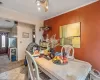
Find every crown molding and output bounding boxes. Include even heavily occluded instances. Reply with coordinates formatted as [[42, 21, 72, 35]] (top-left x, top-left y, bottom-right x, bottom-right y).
[[44, 0, 98, 20]]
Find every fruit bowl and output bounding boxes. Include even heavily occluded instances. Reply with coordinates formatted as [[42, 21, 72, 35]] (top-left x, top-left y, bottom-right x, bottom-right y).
[[52, 56, 68, 65]]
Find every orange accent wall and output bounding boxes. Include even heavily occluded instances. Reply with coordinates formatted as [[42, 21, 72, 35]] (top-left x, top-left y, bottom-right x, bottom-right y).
[[44, 1, 100, 71]]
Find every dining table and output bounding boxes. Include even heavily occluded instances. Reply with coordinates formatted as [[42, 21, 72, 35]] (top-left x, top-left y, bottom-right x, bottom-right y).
[[35, 57, 92, 80]]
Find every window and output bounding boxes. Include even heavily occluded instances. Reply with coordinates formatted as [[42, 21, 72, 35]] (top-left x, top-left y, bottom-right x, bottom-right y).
[[2, 35, 6, 47]]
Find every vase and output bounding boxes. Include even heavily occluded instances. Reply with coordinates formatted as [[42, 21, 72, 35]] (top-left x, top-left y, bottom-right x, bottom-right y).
[[49, 48, 55, 59]]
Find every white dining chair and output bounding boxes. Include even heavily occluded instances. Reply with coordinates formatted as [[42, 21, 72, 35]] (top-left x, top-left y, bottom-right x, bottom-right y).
[[26, 51, 41, 80], [61, 45, 74, 60]]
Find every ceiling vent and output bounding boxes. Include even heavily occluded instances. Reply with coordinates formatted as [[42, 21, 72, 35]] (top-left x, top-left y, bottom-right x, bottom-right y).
[[0, 2, 3, 5], [5, 20, 11, 22], [14, 21, 18, 25]]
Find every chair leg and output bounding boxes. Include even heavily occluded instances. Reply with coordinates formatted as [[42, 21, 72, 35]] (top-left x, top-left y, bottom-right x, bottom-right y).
[[28, 68, 31, 80]]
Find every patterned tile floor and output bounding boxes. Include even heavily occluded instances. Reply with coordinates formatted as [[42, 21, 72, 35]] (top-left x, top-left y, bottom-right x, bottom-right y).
[[0, 55, 27, 80], [0, 66, 28, 80], [0, 55, 51, 80], [0, 55, 24, 73]]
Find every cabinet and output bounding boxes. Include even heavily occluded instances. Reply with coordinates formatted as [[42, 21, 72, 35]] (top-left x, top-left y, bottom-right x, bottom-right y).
[[8, 48, 17, 61]]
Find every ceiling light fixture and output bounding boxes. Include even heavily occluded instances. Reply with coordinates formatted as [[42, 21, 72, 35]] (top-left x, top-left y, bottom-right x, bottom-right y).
[[37, 1, 40, 6], [36, 0, 49, 12], [38, 7, 41, 11]]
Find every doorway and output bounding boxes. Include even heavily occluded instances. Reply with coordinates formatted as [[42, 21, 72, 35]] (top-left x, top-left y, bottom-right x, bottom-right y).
[[0, 32, 8, 55]]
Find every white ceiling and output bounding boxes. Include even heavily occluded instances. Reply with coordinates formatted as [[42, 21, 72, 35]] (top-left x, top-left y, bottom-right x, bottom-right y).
[[0, 18, 15, 28], [0, 0, 97, 20]]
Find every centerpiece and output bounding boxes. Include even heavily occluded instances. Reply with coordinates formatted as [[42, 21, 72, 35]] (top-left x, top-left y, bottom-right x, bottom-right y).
[[46, 34, 68, 64], [47, 34, 59, 59]]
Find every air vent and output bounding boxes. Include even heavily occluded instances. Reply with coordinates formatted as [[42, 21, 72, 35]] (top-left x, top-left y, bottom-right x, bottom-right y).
[[0, 2, 3, 5], [5, 20, 11, 22], [14, 21, 18, 24]]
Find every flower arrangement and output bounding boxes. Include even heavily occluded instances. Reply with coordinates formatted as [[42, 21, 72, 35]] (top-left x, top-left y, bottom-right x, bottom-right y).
[[45, 34, 59, 59], [47, 34, 59, 49]]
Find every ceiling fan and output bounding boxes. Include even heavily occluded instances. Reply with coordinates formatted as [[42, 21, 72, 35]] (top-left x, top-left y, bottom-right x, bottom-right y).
[[36, 0, 49, 12]]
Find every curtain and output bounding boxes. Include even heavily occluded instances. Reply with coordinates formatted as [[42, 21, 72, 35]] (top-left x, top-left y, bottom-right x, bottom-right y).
[[0, 32, 8, 54]]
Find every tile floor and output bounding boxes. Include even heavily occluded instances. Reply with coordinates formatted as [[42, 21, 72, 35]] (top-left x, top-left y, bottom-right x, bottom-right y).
[[0, 55, 51, 80], [0, 55, 27, 80], [0, 66, 28, 80], [0, 55, 24, 73]]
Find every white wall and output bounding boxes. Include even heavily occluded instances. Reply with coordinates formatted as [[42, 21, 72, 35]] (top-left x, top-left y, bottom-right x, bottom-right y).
[[10, 24, 17, 37], [0, 6, 43, 44], [17, 22, 33, 61], [0, 7, 43, 61], [35, 22, 43, 44]]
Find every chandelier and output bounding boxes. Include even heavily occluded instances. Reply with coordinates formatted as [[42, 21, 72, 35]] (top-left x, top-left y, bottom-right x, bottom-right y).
[[36, 0, 49, 12]]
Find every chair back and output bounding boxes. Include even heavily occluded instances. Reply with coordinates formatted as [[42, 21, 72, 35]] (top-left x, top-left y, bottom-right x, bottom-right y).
[[61, 45, 74, 59], [26, 51, 40, 80]]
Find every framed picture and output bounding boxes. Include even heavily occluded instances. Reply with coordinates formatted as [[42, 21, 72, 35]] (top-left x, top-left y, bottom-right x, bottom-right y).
[[22, 32, 29, 38], [60, 22, 81, 48]]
